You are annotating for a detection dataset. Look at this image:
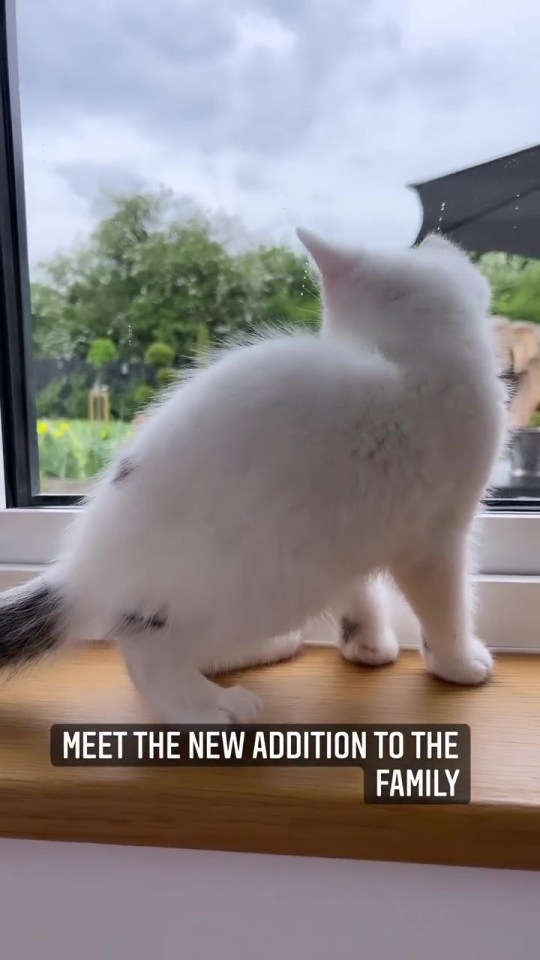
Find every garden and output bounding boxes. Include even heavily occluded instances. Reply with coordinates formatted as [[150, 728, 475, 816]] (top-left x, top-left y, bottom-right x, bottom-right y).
[[38, 419, 132, 492], [31, 189, 540, 493]]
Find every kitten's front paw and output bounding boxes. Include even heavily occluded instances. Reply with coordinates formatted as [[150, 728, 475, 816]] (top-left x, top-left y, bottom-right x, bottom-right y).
[[161, 686, 263, 725], [339, 618, 399, 667], [424, 637, 493, 686], [216, 684, 263, 723]]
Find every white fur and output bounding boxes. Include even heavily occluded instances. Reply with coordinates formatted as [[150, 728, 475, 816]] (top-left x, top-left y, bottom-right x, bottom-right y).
[[49, 231, 507, 722]]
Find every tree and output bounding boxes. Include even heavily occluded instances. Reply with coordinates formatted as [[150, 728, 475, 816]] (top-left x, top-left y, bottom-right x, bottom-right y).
[[31, 282, 74, 359], [30, 189, 320, 370], [87, 337, 118, 386], [238, 245, 319, 330]]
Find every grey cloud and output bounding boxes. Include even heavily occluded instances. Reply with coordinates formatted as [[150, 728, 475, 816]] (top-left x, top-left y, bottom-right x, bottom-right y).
[[17, 0, 399, 159], [56, 161, 143, 203], [234, 160, 270, 193], [16, 0, 494, 263], [369, 45, 479, 107], [403, 48, 480, 104], [230, 1, 400, 154], [17, 0, 235, 134]]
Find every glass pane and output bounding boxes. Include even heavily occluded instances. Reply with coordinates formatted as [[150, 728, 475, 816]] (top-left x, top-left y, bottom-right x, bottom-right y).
[[15, 0, 540, 498]]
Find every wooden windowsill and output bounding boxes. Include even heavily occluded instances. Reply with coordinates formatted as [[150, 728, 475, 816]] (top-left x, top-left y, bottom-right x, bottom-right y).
[[0, 644, 538, 870]]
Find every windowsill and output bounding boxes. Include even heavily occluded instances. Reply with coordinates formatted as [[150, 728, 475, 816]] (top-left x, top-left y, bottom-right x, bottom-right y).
[[0, 644, 538, 871]]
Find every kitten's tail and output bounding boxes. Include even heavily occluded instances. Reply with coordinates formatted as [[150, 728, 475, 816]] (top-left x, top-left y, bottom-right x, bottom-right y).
[[0, 576, 68, 672]]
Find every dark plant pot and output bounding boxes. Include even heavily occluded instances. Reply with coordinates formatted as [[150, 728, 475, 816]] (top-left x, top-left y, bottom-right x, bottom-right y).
[[510, 428, 540, 479]]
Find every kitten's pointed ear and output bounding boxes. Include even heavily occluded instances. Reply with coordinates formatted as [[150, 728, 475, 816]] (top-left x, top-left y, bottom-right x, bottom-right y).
[[296, 227, 358, 282], [420, 233, 467, 259]]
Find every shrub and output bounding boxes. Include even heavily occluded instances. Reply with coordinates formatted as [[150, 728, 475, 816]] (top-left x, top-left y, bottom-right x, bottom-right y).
[[134, 384, 155, 410], [145, 341, 175, 368], [156, 367, 177, 388], [87, 338, 118, 370]]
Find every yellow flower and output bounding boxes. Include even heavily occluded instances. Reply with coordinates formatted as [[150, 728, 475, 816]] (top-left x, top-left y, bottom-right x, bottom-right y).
[[37, 421, 48, 435], [59, 421, 69, 434], [52, 428, 63, 439]]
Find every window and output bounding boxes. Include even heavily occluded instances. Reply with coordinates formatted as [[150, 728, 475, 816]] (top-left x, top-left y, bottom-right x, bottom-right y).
[[0, 0, 539, 647]]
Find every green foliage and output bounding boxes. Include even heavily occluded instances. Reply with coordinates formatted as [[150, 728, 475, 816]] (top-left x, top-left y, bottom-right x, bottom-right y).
[[64, 373, 91, 420], [31, 283, 74, 359], [37, 419, 131, 481], [529, 411, 540, 428], [144, 341, 175, 367], [195, 321, 210, 357], [237, 245, 320, 330], [29, 189, 322, 479], [156, 367, 176, 388], [36, 380, 64, 418], [87, 337, 118, 369], [134, 384, 155, 410], [31, 189, 321, 378], [477, 252, 540, 323], [36, 371, 89, 420], [109, 379, 146, 422]]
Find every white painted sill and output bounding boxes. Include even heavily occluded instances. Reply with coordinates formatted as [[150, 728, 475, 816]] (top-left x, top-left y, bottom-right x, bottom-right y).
[[0, 508, 539, 653]]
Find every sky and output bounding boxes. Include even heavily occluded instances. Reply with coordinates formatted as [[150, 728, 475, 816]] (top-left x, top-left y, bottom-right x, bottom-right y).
[[15, 0, 540, 269]]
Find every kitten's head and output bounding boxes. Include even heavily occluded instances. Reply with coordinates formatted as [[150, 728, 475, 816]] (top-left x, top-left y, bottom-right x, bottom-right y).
[[297, 227, 491, 346]]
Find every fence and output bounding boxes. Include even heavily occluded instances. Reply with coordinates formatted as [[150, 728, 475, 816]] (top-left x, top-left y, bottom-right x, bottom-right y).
[[34, 358, 157, 393]]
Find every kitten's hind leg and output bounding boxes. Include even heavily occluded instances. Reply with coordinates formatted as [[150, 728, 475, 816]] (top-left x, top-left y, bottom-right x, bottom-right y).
[[336, 576, 399, 666], [117, 627, 262, 724], [203, 631, 303, 676], [390, 539, 493, 685]]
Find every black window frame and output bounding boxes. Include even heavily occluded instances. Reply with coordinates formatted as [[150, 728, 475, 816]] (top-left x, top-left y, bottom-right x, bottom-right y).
[[0, 0, 538, 512], [0, 0, 83, 507]]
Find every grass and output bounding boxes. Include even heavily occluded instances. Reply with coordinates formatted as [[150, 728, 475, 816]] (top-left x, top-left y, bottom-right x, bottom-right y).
[[37, 419, 132, 480]]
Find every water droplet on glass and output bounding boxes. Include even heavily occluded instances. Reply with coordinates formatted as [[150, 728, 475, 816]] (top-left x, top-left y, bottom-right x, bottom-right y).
[[515, 205, 519, 210], [440, 201, 446, 211]]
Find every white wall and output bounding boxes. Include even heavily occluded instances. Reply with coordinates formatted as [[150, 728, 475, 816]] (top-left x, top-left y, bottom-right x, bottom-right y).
[[1, 839, 539, 960]]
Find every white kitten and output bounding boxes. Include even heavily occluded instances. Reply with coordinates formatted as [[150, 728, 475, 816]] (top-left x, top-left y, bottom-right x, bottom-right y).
[[0, 231, 507, 722]]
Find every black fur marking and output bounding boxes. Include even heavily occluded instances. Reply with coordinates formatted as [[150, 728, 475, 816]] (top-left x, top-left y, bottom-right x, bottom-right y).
[[340, 617, 361, 644], [0, 580, 63, 670], [119, 610, 168, 633], [113, 457, 135, 484], [421, 633, 431, 653]]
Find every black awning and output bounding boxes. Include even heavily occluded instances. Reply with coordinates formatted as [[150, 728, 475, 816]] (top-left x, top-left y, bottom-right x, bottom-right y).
[[410, 144, 540, 258]]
